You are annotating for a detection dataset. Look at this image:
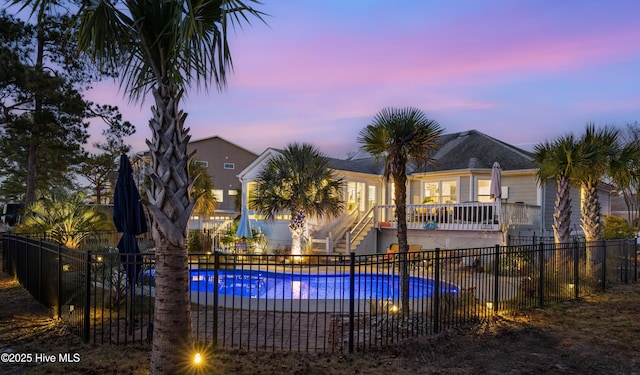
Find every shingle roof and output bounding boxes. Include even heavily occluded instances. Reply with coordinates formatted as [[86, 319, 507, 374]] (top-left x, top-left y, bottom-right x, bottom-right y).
[[422, 130, 534, 172], [328, 156, 385, 175], [328, 129, 534, 176]]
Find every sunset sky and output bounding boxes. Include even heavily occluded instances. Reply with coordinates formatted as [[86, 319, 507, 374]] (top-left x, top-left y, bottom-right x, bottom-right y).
[[86, 0, 640, 158]]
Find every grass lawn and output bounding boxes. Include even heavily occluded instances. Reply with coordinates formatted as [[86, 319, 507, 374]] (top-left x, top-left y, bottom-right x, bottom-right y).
[[1, 270, 640, 374]]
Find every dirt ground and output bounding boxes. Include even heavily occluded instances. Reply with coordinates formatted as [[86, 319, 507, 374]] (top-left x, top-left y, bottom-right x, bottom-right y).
[[1, 270, 640, 375]]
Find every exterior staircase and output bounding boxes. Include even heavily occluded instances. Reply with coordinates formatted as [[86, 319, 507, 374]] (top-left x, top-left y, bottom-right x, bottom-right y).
[[327, 206, 375, 254], [332, 220, 374, 254]]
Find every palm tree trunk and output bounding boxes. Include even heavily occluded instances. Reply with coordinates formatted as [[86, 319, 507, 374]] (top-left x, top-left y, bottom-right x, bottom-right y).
[[151, 240, 192, 374], [392, 155, 410, 315], [553, 176, 572, 271], [581, 181, 602, 277], [581, 182, 601, 242], [145, 85, 196, 374], [289, 208, 305, 257]]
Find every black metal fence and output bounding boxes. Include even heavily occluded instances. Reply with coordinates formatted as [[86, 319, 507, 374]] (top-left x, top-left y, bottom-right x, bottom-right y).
[[2, 234, 638, 353]]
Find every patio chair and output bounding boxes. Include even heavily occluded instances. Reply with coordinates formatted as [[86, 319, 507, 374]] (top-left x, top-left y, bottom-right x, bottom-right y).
[[408, 245, 422, 261], [384, 243, 399, 259]]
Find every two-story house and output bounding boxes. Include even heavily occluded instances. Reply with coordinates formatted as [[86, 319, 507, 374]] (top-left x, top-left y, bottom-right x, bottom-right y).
[[186, 136, 258, 230]]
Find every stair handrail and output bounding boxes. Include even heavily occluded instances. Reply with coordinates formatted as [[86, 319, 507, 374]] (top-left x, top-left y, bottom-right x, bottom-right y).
[[328, 207, 359, 245], [349, 206, 375, 248]]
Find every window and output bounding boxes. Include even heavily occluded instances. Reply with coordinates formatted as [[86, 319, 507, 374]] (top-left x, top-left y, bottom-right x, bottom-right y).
[[423, 182, 439, 203], [223, 163, 235, 170], [477, 179, 492, 202], [212, 189, 224, 202], [368, 185, 376, 209], [423, 181, 457, 203], [195, 160, 208, 167], [441, 181, 457, 203], [228, 189, 238, 196]]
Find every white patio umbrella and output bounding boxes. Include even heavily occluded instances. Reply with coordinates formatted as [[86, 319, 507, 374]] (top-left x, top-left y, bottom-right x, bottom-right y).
[[490, 162, 502, 201]]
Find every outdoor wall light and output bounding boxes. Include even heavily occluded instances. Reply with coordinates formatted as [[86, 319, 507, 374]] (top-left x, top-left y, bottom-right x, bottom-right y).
[[194, 352, 202, 365]]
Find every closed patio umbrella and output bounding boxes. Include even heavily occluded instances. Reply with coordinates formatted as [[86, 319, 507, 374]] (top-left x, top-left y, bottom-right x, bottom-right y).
[[113, 154, 148, 287], [236, 211, 253, 239], [235, 210, 252, 253], [490, 162, 502, 201]]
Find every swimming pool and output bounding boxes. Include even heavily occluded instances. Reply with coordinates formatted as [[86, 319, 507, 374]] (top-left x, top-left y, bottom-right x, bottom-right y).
[[189, 269, 458, 300]]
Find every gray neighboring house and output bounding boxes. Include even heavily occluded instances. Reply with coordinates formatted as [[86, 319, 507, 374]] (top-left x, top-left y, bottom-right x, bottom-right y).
[[131, 136, 258, 234], [187, 136, 258, 229]]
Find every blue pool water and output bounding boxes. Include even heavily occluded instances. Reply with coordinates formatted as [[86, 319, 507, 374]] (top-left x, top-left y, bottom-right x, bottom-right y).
[[189, 269, 458, 300]]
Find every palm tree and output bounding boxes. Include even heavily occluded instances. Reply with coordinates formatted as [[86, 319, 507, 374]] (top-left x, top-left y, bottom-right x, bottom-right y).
[[357, 107, 443, 314], [75, 2, 263, 372], [17, 190, 112, 249], [533, 134, 580, 245], [533, 134, 582, 271], [250, 143, 344, 257], [190, 159, 217, 218], [608, 127, 640, 230], [575, 124, 619, 242]]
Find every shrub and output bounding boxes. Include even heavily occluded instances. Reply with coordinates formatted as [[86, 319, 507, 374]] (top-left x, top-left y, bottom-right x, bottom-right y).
[[602, 215, 636, 240], [16, 190, 113, 248]]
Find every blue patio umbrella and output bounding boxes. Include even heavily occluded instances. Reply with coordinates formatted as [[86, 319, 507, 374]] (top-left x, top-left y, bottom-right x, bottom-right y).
[[113, 154, 148, 286], [234, 211, 252, 253], [236, 210, 253, 239]]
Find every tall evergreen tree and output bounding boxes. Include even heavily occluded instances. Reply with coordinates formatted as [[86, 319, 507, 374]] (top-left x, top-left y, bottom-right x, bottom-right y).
[[77, 105, 136, 204], [0, 8, 130, 205]]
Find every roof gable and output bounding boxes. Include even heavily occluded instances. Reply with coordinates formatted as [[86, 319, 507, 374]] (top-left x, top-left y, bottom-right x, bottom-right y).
[[423, 130, 534, 172], [188, 135, 258, 158]]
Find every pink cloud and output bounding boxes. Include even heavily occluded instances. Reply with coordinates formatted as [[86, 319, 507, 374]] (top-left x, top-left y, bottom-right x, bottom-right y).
[[228, 6, 640, 93]]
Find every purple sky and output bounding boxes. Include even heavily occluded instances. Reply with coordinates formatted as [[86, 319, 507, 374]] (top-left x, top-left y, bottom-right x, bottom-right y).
[[86, 0, 640, 158]]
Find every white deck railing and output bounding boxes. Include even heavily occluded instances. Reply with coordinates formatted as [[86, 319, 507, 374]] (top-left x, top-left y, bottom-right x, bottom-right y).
[[375, 202, 541, 232]]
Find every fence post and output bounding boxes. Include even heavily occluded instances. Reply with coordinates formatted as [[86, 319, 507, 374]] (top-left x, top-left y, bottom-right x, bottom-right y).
[[634, 238, 638, 283], [433, 248, 440, 333], [493, 245, 499, 313], [602, 241, 607, 292], [573, 239, 579, 300], [57, 243, 62, 319], [624, 239, 630, 284], [538, 242, 544, 308], [83, 251, 91, 343], [213, 252, 219, 348], [38, 239, 43, 303], [348, 252, 355, 354]]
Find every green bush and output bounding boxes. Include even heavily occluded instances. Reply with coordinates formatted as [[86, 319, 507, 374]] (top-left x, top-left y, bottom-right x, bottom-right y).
[[602, 215, 636, 240], [187, 230, 212, 253]]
